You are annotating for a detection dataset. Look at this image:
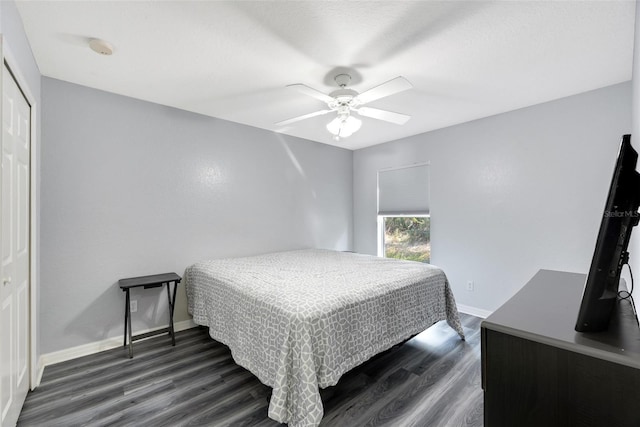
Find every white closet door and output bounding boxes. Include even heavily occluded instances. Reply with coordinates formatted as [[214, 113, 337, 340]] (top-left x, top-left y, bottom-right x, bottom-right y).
[[0, 63, 31, 427]]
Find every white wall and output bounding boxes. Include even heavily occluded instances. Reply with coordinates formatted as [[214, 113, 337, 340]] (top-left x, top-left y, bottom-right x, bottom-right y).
[[354, 83, 631, 313], [41, 77, 353, 354]]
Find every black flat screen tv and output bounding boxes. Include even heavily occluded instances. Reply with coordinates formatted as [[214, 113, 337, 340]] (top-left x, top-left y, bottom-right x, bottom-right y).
[[575, 134, 640, 332]]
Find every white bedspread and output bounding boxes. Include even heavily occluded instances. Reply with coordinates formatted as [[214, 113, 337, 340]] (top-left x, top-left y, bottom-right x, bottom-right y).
[[184, 249, 464, 426]]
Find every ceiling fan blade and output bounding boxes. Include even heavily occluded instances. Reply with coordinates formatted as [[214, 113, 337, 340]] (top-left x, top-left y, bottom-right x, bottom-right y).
[[287, 84, 335, 104], [356, 76, 413, 105], [356, 107, 411, 125], [274, 109, 333, 127]]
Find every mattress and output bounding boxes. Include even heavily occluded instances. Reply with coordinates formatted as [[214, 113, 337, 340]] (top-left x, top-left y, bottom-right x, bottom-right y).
[[184, 249, 465, 426]]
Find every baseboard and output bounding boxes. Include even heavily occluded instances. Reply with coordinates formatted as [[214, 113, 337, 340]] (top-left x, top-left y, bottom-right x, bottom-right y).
[[36, 319, 197, 386], [34, 360, 45, 391], [457, 304, 492, 319]]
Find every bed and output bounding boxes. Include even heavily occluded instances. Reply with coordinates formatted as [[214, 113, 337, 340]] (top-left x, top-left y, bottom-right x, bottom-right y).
[[184, 249, 465, 427]]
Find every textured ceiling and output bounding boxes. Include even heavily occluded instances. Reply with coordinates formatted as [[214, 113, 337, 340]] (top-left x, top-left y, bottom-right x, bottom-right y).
[[15, 1, 636, 150]]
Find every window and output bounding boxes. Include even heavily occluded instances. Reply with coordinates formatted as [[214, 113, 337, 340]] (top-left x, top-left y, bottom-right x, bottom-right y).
[[377, 163, 430, 263], [381, 216, 430, 263]]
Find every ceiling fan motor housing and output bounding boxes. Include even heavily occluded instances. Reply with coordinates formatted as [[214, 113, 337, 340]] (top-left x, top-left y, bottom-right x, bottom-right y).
[[328, 88, 359, 110]]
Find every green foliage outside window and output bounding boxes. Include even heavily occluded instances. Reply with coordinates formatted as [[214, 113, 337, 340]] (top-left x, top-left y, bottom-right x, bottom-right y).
[[384, 216, 430, 263]]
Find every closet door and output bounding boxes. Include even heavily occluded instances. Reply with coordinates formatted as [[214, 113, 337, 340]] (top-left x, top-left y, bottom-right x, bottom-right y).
[[0, 62, 31, 427]]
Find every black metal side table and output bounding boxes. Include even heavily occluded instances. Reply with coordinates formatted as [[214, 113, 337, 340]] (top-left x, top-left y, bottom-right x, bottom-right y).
[[118, 272, 181, 358]]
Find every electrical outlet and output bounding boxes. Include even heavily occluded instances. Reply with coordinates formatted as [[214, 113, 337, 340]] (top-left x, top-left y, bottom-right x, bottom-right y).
[[466, 281, 474, 292], [130, 300, 138, 313]]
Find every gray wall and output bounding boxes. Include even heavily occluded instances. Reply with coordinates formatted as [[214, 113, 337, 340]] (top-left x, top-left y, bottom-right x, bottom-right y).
[[354, 82, 631, 313], [41, 77, 353, 354], [0, 0, 42, 366]]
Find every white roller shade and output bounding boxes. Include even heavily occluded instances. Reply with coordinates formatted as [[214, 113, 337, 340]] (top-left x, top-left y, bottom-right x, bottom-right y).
[[377, 164, 429, 215]]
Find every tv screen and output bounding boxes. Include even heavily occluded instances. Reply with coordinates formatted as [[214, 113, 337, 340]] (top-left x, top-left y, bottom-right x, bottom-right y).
[[575, 134, 640, 332]]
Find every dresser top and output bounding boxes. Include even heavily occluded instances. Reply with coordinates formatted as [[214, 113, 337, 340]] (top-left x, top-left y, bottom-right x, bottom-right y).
[[482, 269, 640, 368]]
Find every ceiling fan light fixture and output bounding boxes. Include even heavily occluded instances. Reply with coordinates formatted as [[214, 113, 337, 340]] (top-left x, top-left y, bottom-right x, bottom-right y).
[[327, 115, 361, 139]]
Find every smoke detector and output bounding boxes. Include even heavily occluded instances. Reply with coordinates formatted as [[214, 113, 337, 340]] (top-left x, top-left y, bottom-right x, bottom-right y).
[[89, 39, 114, 56]]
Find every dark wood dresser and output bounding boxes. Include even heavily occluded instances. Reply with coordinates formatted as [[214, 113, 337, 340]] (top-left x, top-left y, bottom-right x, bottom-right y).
[[481, 269, 640, 427]]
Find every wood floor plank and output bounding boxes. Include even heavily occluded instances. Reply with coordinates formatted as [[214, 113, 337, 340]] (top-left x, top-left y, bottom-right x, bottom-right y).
[[358, 322, 482, 427], [19, 347, 232, 423], [18, 315, 483, 427]]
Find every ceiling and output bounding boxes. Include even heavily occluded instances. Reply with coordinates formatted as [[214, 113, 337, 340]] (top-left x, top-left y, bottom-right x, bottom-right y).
[[15, 1, 636, 150]]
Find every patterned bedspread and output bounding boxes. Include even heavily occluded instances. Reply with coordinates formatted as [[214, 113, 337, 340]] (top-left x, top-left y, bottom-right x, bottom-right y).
[[184, 249, 465, 426]]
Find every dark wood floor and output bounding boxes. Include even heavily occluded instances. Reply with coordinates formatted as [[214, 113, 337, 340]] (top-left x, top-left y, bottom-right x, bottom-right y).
[[18, 313, 482, 427]]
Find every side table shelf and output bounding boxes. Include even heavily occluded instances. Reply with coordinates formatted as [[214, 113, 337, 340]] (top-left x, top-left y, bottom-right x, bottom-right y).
[[118, 272, 182, 358]]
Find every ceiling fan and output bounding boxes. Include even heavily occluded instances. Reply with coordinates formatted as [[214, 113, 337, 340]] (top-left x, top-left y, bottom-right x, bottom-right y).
[[275, 74, 412, 140]]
